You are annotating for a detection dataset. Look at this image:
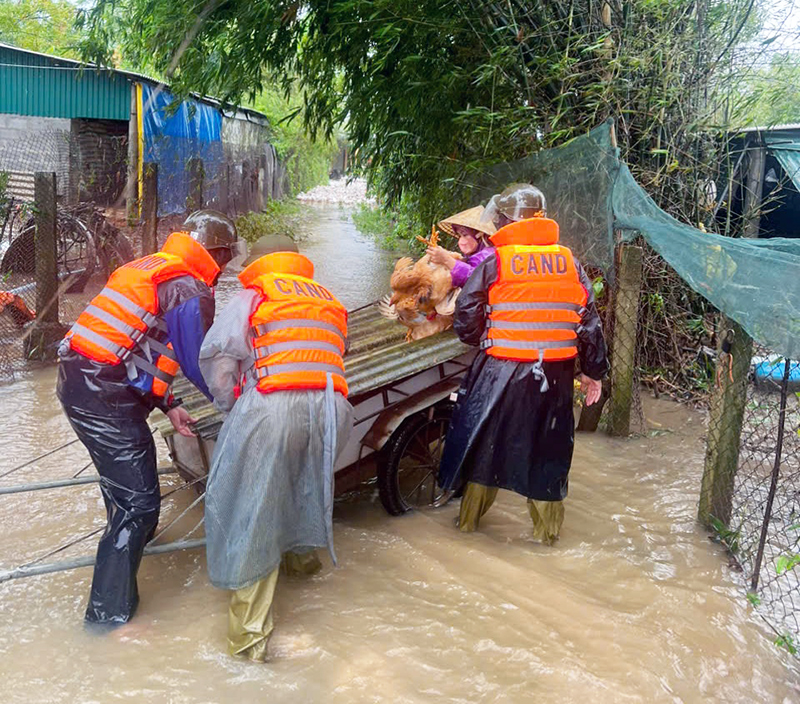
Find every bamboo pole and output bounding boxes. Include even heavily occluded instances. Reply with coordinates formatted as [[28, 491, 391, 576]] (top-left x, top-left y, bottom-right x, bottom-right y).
[[0, 539, 206, 584], [0, 469, 177, 496]]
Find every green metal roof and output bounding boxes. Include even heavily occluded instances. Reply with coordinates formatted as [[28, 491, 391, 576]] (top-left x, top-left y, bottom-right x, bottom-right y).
[[0, 42, 271, 124], [0, 44, 131, 120]]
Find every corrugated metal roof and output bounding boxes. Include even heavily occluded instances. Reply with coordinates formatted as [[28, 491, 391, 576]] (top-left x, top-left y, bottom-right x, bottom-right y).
[[0, 45, 130, 120], [0, 42, 271, 125], [153, 302, 472, 440]]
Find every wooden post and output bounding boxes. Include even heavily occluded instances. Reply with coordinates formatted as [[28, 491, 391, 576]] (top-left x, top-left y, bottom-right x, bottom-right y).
[[698, 138, 762, 529], [34, 172, 58, 325], [187, 157, 204, 213], [698, 319, 753, 528], [125, 85, 139, 225], [23, 172, 68, 361], [742, 144, 765, 238], [607, 244, 643, 436], [141, 163, 158, 255]]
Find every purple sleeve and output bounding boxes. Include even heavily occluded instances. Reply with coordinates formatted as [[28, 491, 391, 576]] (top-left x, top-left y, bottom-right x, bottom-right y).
[[450, 247, 495, 288]]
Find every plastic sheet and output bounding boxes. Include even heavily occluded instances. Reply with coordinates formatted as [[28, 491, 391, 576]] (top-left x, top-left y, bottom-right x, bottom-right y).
[[141, 84, 224, 216]]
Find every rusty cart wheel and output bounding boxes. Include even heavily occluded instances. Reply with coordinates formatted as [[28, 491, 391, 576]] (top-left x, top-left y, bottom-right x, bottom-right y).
[[377, 402, 455, 516]]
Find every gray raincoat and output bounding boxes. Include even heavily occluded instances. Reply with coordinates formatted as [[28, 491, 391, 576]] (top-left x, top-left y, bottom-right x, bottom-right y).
[[199, 289, 353, 590]]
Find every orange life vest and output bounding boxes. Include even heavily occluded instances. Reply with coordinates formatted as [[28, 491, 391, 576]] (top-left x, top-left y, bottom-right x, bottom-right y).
[[66, 232, 220, 397], [239, 251, 348, 397], [482, 218, 587, 362]]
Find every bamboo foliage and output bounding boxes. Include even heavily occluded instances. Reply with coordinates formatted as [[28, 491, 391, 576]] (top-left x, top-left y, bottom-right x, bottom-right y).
[[80, 0, 763, 226]]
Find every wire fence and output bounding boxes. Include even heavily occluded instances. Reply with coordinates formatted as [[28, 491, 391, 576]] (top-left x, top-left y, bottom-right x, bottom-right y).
[[703, 352, 800, 650], [0, 127, 285, 381]]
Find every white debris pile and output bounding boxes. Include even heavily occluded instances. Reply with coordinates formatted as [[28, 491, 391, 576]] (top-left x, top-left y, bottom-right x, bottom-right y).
[[297, 178, 376, 206]]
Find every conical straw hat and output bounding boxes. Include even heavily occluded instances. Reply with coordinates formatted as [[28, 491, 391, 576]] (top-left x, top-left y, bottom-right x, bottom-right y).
[[438, 205, 496, 239]]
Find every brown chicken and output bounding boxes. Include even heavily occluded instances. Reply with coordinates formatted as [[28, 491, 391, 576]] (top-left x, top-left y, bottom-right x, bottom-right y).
[[378, 253, 461, 341]]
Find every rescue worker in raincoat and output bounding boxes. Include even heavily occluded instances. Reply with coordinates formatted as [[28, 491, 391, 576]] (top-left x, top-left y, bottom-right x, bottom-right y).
[[198, 235, 353, 662], [437, 184, 608, 544], [56, 210, 239, 627]]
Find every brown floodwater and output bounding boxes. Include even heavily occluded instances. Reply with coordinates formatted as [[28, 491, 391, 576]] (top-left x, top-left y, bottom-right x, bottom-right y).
[[1, 204, 799, 702], [1, 370, 799, 703]]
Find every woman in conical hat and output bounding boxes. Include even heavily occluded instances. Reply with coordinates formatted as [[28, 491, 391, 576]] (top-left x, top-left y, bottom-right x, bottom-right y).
[[426, 205, 496, 288]]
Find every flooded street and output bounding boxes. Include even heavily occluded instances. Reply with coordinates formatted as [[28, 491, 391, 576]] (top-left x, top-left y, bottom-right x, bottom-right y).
[[1, 205, 799, 702], [216, 203, 398, 308]]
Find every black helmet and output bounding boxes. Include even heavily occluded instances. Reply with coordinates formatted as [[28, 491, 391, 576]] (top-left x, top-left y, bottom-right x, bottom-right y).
[[183, 210, 238, 252]]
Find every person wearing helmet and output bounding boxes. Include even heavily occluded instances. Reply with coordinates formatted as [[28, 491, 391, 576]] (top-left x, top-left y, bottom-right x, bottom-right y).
[[198, 236, 353, 662], [56, 209, 238, 627], [426, 205, 496, 288], [437, 184, 608, 544]]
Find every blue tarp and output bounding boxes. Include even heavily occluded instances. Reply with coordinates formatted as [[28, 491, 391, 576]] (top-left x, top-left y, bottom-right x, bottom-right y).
[[141, 84, 224, 216]]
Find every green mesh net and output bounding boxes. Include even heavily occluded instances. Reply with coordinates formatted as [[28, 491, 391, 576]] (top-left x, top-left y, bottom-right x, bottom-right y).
[[468, 122, 619, 274], [465, 120, 800, 359]]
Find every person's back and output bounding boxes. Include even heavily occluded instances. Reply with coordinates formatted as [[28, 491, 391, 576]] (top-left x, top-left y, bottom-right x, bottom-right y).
[[199, 239, 353, 662], [438, 184, 608, 544], [59, 231, 220, 417], [56, 210, 238, 627]]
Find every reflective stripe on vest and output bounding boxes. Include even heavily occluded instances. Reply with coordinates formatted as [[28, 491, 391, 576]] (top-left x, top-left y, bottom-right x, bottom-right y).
[[481, 338, 577, 351], [251, 319, 346, 378], [254, 319, 346, 343], [486, 301, 583, 313], [486, 320, 579, 331], [255, 362, 346, 379], [69, 323, 128, 359], [254, 340, 343, 358], [99, 287, 154, 322], [82, 303, 145, 341]]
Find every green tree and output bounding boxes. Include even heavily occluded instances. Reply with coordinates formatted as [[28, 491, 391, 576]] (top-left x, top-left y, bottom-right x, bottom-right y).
[[78, 0, 764, 224], [737, 52, 800, 127], [251, 80, 340, 195], [0, 0, 81, 57]]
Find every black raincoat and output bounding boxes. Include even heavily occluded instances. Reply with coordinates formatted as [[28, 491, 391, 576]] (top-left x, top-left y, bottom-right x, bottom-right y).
[[438, 254, 608, 501], [56, 275, 215, 625]]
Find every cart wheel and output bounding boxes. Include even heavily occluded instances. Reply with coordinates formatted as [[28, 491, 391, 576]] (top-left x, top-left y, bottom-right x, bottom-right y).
[[377, 402, 454, 516], [99, 231, 135, 276]]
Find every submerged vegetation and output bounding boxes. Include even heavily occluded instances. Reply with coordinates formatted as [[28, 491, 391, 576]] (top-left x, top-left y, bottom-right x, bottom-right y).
[[235, 200, 306, 244]]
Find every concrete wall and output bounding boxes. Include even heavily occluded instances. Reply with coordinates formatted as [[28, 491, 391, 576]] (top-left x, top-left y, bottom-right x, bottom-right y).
[[0, 114, 72, 198]]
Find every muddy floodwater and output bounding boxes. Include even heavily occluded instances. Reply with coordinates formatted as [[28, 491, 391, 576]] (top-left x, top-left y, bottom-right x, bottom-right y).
[[1, 204, 799, 703]]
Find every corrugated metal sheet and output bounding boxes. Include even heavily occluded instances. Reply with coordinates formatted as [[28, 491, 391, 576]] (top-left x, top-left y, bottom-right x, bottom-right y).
[[0, 45, 130, 120], [153, 303, 472, 440], [5, 171, 34, 200]]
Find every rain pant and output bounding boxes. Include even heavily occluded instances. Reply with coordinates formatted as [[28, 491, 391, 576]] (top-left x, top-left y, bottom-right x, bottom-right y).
[[199, 289, 354, 591], [458, 483, 565, 544], [438, 253, 608, 534], [229, 550, 322, 661], [55, 275, 215, 625], [59, 402, 159, 624]]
